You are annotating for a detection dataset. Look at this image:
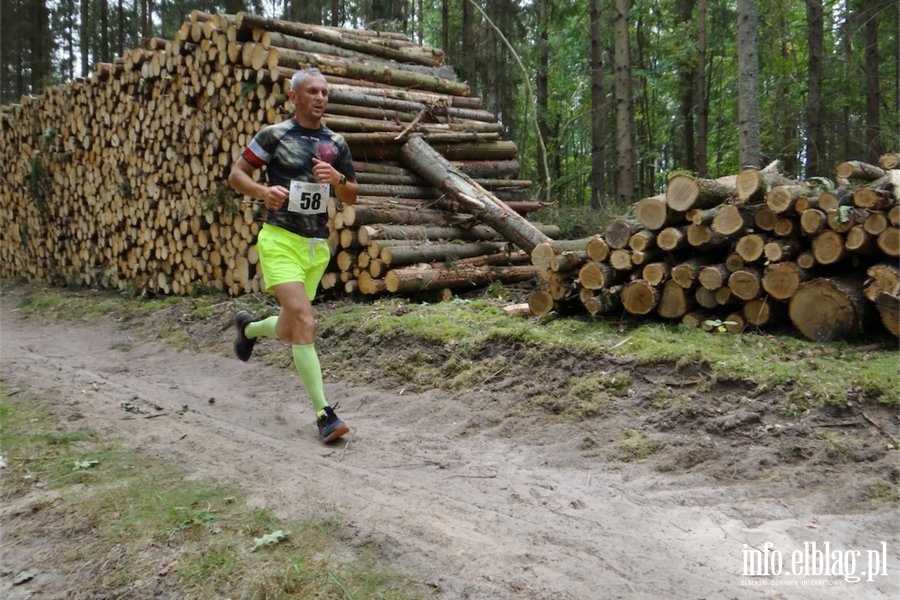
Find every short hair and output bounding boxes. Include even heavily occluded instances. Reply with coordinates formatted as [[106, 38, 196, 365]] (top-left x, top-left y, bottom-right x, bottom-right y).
[[291, 68, 325, 91]]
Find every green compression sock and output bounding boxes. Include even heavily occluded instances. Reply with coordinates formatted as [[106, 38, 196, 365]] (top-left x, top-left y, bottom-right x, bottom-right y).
[[245, 316, 278, 339], [291, 344, 328, 414]]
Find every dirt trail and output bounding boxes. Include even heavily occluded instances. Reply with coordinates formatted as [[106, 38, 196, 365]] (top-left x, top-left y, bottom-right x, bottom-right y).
[[1, 303, 897, 599]]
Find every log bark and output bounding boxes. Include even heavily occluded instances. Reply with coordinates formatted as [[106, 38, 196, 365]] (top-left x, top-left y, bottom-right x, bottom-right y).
[[357, 223, 557, 245], [385, 262, 535, 293], [234, 12, 445, 67], [380, 241, 509, 267], [874, 292, 899, 337]]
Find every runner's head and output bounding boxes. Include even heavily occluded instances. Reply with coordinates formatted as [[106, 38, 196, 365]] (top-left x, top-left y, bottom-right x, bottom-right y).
[[289, 68, 328, 128]]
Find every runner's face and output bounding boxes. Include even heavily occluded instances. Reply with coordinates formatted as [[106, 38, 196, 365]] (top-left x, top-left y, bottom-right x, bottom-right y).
[[290, 75, 328, 126]]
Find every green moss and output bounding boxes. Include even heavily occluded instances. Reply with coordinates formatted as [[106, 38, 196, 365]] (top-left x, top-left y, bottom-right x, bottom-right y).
[[613, 428, 663, 462]]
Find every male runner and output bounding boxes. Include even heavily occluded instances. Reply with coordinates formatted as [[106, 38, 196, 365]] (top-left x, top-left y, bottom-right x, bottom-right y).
[[227, 67, 358, 443]]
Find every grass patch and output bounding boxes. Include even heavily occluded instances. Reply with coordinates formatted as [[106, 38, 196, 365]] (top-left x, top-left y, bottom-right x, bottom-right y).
[[317, 297, 897, 410], [613, 428, 663, 461], [0, 386, 430, 600]]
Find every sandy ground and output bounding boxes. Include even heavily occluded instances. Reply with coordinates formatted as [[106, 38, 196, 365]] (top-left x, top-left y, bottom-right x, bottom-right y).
[[1, 300, 898, 599]]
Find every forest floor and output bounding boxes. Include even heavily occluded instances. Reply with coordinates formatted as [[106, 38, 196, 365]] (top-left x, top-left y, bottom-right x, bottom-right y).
[[1, 281, 898, 599]]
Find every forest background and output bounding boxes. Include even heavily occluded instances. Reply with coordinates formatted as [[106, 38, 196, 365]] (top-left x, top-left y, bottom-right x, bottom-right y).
[[2, 0, 898, 234]]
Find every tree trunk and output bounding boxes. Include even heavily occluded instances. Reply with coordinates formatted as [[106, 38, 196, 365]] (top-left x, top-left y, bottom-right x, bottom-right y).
[[613, 0, 636, 206], [805, 0, 825, 177], [736, 0, 762, 168], [589, 0, 608, 210]]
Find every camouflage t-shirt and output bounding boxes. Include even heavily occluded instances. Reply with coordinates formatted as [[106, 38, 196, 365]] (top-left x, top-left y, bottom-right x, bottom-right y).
[[241, 118, 355, 239]]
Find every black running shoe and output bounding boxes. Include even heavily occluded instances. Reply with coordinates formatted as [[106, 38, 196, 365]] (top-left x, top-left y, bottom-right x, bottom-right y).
[[233, 311, 256, 362], [317, 406, 349, 443]]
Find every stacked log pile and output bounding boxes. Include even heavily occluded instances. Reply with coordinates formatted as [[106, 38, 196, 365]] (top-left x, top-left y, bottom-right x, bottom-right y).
[[0, 11, 545, 296], [1, 10, 896, 343], [527, 156, 900, 341]]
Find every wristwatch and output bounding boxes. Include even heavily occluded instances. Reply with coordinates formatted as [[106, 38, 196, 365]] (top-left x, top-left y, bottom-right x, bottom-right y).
[[337, 174, 347, 186]]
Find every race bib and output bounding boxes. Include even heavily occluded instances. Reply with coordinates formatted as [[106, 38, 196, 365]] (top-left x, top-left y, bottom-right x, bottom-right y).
[[288, 180, 329, 215]]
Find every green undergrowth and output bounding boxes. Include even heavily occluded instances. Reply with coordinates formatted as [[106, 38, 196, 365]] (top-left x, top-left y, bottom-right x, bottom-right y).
[[315, 296, 897, 409], [4, 279, 898, 411], [0, 386, 428, 600]]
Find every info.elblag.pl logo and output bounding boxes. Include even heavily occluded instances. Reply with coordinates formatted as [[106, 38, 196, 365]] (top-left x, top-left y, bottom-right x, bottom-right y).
[[741, 541, 889, 586]]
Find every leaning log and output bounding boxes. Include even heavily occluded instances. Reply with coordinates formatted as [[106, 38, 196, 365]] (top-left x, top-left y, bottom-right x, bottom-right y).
[[400, 136, 552, 253]]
